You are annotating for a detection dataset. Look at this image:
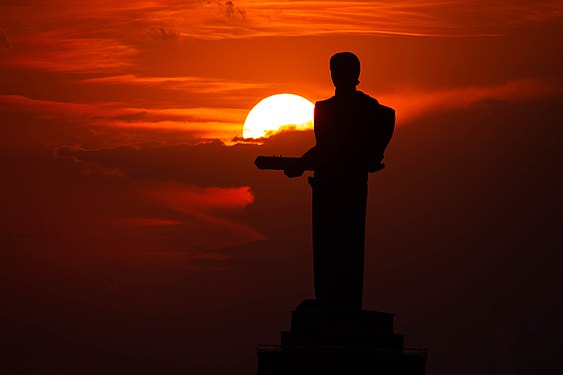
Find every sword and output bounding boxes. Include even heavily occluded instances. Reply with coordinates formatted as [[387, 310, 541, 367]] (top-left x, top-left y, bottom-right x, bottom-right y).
[[254, 155, 385, 173], [254, 156, 314, 171]]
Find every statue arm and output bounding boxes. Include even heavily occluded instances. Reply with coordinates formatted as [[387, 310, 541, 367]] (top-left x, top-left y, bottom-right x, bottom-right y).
[[283, 146, 316, 178], [366, 106, 395, 172], [284, 102, 325, 178], [301, 145, 318, 162]]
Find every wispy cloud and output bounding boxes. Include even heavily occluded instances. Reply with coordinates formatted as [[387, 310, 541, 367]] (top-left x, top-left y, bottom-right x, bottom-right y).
[[380, 79, 563, 124], [115, 208, 261, 255], [0, 94, 248, 140], [3, 77, 560, 145], [117, 218, 187, 227], [159, 0, 563, 39], [2, 30, 137, 73], [236, 78, 563, 136], [2, 1, 560, 52], [143, 182, 264, 242], [1, 1, 560, 81], [79, 74, 267, 94]]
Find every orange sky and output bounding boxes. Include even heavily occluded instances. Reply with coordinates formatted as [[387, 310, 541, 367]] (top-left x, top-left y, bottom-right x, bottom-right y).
[[1, 1, 562, 374]]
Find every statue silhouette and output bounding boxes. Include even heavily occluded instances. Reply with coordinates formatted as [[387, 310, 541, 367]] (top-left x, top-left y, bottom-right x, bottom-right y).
[[255, 54, 427, 375], [286, 52, 395, 310]]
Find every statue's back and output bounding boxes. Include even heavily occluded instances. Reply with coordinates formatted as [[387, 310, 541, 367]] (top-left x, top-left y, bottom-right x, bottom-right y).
[[313, 91, 394, 180]]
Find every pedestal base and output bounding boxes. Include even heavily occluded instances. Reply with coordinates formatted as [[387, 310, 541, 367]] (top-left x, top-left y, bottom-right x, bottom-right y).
[[257, 304, 427, 375], [258, 346, 427, 375]]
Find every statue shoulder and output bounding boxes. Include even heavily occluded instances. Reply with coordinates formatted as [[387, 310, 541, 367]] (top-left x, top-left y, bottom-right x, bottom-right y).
[[355, 92, 395, 130], [379, 104, 395, 116], [315, 96, 336, 108], [357, 91, 395, 117], [314, 97, 337, 117], [357, 91, 379, 106]]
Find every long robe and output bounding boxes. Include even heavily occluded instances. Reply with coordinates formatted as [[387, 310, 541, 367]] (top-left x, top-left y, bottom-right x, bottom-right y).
[[305, 90, 394, 310]]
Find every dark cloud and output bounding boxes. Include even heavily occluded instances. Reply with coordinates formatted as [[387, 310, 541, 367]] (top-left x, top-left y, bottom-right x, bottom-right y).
[[55, 131, 313, 185], [224, 1, 246, 21], [145, 26, 180, 42]]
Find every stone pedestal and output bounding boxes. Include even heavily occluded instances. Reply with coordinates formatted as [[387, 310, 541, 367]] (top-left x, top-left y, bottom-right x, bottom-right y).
[[257, 304, 427, 375]]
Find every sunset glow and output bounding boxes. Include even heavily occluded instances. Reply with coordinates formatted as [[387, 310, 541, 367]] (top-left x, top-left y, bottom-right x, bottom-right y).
[[242, 94, 314, 139], [1, 1, 562, 374]]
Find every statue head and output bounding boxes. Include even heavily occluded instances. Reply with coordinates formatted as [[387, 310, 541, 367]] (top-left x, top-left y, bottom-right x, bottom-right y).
[[330, 52, 360, 89]]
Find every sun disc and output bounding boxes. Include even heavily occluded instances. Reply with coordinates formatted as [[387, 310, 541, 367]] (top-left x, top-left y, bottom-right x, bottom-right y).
[[242, 94, 314, 139]]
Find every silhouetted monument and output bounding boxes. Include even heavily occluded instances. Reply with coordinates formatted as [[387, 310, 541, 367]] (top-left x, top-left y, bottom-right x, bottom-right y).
[[255, 52, 426, 374]]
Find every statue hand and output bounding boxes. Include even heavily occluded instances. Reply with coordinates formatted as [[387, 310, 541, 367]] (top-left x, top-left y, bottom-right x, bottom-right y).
[[284, 167, 305, 178], [368, 163, 385, 173]]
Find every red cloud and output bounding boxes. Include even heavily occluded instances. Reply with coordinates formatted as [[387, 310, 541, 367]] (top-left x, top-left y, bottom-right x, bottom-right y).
[[147, 183, 255, 210], [117, 218, 186, 227], [142, 182, 263, 242], [79, 74, 267, 93], [0, 94, 247, 140], [149, 0, 563, 39], [380, 79, 563, 124], [2, 30, 136, 73]]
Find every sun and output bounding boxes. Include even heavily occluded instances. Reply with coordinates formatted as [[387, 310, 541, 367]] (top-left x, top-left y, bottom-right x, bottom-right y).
[[242, 94, 314, 139]]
